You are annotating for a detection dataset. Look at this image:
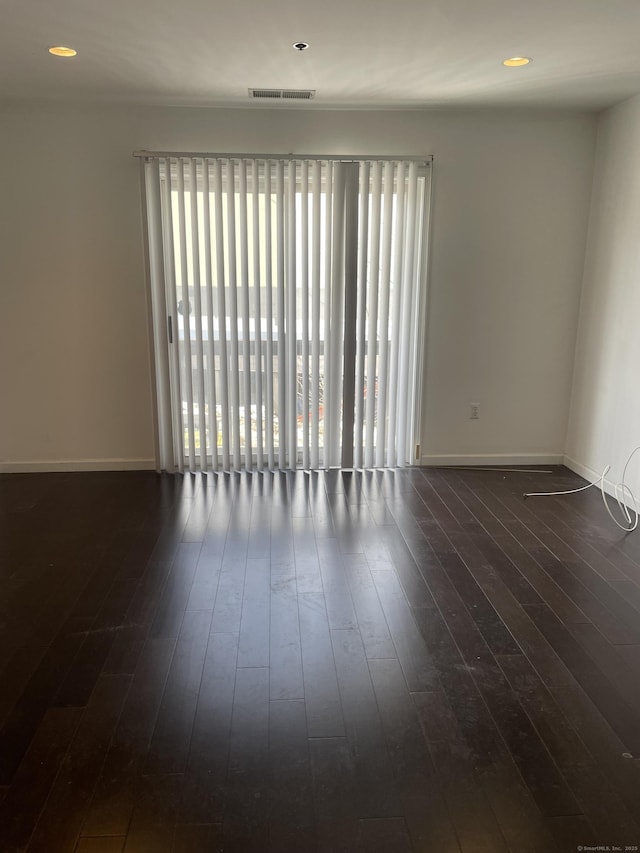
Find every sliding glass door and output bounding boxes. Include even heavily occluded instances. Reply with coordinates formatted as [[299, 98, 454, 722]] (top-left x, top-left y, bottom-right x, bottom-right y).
[[141, 154, 431, 473]]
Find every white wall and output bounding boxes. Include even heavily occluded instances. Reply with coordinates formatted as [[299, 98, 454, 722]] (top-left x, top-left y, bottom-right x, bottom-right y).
[[566, 94, 640, 496], [0, 102, 596, 470]]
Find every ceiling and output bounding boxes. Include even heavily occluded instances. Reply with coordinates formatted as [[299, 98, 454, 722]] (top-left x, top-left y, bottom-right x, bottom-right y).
[[3, 0, 640, 111]]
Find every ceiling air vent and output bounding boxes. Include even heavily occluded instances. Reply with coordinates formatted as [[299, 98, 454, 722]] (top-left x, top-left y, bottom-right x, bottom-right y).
[[249, 88, 315, 100], [282, 89, 314, 100]]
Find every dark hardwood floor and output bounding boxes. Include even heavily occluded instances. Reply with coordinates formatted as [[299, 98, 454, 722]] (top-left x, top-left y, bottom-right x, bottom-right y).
[[1, 465, 640, 852]]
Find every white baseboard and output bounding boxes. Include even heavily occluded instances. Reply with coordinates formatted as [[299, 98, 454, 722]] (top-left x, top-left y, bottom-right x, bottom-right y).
[[420, 453, 564, 467], [563, 455, 618, 496], [0, 458, 157, 473]]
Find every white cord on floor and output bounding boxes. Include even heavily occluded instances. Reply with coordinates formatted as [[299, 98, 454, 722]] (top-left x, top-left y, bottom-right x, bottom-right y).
[[523, 446, 640, 532]]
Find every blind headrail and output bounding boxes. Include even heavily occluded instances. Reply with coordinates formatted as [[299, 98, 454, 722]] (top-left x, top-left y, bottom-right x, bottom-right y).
[[133, 150, 432, 166]]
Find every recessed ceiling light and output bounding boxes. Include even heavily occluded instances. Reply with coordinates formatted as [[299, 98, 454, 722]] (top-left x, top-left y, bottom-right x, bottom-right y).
[[292, 42, 310, 51], [503, 56, 531, 67], [49, 46, 77, 57]]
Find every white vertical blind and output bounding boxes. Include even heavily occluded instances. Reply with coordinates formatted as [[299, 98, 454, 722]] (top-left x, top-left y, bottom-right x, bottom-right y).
[[188, 158, 208, 473], [364, 162, 382, 470], [251, 159, 264, 471], [201, 159, 218, 472], [275, 161, 286, 469], [310, 160, 322, 470], [353, 161, 370, 471], [300, 160, 310, 472], [386, 160, 406, 468], [264, 160, 275, 471], [322, 162, 334, 470], [286, 159, 297, 469], [213, 159, 230, 471], [142, 155, 431, 473], [328, 164, 346, 468], [396, 161, 419, 468], [225, 161, 241, 470], [142, 159, 173, 469], [238, 160, 252, 470]]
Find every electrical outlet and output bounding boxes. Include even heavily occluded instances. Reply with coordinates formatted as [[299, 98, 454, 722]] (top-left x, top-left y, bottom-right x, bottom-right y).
[[470, 403, 480, 420]]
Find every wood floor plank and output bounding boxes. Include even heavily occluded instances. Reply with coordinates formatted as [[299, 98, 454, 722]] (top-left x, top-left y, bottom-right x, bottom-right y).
[[497, 652, 640, 843], [210, 556, 247, 634], [331, 628, 399, 818], [524, 602, 640, 754], [0, 707, 83, 852], [268, 699, 315, 851], [82, 637, 176, 837], [480, 483, 640, 644], [298, 592, 345, 737], [316, 539, 358, 630], [308, 474, 337, 540], [186, 552, 223, 613], [182, 632, 238, 825], [75, 837, 127, 853], [414, 604, 561, 851], [27, 674, 131, 852], [0, 640, 50, 729], [237, 557, 270, 668], [222, 667, 270, 851], [326, 492, 364, 555], [368, 657, 462, 851], [247, 492, 271, 558], [102, 622, 149, 676], [172, 824, 223, 853], [0, 615, 90, 784], [343, 554, 396, 660], [412, 690, 509, 853], [568, 621, 640, 711], [371, 569, 439, 691], [550, 681, 640, 826], [356, 817, 412, 852], [149, 541, 202, 639], [269, 561, 304, 700], [122, 774, 182, 853], [144, 608, 211, 775], [54, 575, 139, 707], [309, 737, 359, 852], [293, 516, 324, 595]]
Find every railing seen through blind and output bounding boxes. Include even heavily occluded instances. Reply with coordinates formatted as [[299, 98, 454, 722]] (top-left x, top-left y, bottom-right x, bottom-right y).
[[141, 155, 432, 472]]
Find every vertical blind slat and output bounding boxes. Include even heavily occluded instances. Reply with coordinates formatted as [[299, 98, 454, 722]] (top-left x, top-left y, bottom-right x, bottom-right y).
[[328, 165, 346, 469], [353, 161, 370, 471], [188, 159, 208, 472], [264, 161, 275, 469], [176, 160, 196, 472], [386, 161, 406, 468], [202, 159, 219, 471], [225, 160, 242, 470], [238, 160, 253, 470], [411, 171, 433, 466], [301, 160, 310, 470], [275, 161, 286, 469], [375, 161, 395, 468], [397, 162, 418, 467], [364, 161, 382, 469], [252, 160, 264, 470], [162, 160, 184, 473], [341, 163, 359, 470], [213, 159, 230, 470], [310, 160, 322, 470], [143, 159, 173, 471], [322, 162, 333, 469], [286, 160, 297, 469]]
